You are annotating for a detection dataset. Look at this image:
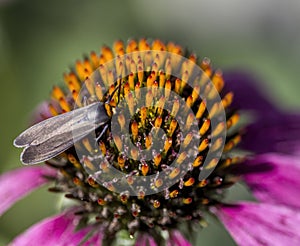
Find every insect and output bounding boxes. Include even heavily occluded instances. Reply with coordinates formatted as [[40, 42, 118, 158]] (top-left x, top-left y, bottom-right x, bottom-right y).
[[14, 85, 121, 165]]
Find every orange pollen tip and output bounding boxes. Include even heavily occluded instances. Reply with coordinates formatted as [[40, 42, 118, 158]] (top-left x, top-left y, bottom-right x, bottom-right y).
[[118, 155, 125, 169], [170, 190, 179, 198], [140, 107, 147, 122], [171, 99, 180, 117], [184, 178, 195, 186], [138, 190, 145, 199], [196, 100, 206, 119], [183, 198, 193, 204], [87, 177, 99, 187], [198, 138, 209, 152], [177, 152, 187, 164], [120, 194, 129, 203], [118, 114, 126, 131], [141, 163, 149, 176], [82, 138, 93, 153], [99, 161, 109, 172], [169, 167, 180, 179], [67, 154, 81, 169], [227, 113, 240, 129], [97, 198, 106, 206], [52, 86, 65, 100], [114, 135, 123, 151], [83, 157, 95, 171], [48, 104, 58, 116], [198, 179, 208, 187], [73, 177, 82, 186], [58, 97, 70, 112], [153, 154, 162, 167], [130, 148, 139, 160], [106, 183, 115, 192], [154, 116, 163, 129], [200, 119, 210, 136], [155, 179, 163, 188], [131, 121, 139, 137], [193, 156, 203, 167], [127, 176, 134, 185], [145, 135, 152, 149], [205, 158, 218, 170], [153, 200, 161, 208], [146, 90, 153, 107], [127, 93, 135, 116], [99, 141, 106, 155], [163, 137, 172, 153], [183, 132, 193, 147]]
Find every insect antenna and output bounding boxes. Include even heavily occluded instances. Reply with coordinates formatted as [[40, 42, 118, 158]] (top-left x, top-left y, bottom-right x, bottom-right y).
[[96, 124, 109, 142], [106, 79, 122, 105], [96, 80, 122, 144]]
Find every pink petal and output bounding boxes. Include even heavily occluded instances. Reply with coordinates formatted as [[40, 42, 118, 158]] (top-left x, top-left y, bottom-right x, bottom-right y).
[[82, 231, 103, 245], [240, 112, 300, 156], [224, 71, 300, 156], [214, 202, 300, 246], [10, 211, 102, 246], [270, 113, 300, 156], [135, 233, 157, 246], [242, 154, 300, 209], [65, 225, 103, 245], [168, 230, 191, 246], [30, 101, 53, 125], [223, 70, 277, 114], [10, 211, 76, 246], [0, 166, 56, 216]]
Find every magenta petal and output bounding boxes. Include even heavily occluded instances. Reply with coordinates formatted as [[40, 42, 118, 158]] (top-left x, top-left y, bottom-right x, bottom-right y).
[[215, 202, 300, 246], [241, 112, 300, 155], [30, 101, 53, 125], [0, 166, 56, 216], [223, 70, 278, 114], [168, 230, 191, 246], [242, 154, 300, 209], [10, 212, 78, 246], [135, 233, 157, 246], [224, 70, 300, 156], [10, 210, 103, 246], [66, 225, 103, 245], [81, 228, 103, 245]]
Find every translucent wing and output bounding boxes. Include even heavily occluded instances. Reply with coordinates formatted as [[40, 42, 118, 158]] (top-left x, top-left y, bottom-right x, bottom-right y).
[[14, 102, 109, 165], [20, 131, 84, 165]]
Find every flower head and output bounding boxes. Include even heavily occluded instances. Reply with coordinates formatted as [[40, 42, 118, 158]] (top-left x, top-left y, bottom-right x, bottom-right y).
[[2, 39, 300, 245]]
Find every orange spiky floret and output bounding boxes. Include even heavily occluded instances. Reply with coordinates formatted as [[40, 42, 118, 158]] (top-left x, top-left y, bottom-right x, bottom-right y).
[[44, 39, 243, 242]]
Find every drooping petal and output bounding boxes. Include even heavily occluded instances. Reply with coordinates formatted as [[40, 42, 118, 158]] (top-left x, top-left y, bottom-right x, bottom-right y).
[[31, 101, 53, 125], [241, 154, 300, 209], [135, 233, 157, 246], [0, 166, 56, 216], [276, 114, 300, 156], [10, 211, 76, 246], [241, 112, 300, 156], [82, 231, 103, 245], [224, 70, 300, 156], [10, 210, 101, 246], [223, 70, 278, 114], [66, 225, 103, 245], [167, 230, 191, 246], [214, 202, 300, 246]]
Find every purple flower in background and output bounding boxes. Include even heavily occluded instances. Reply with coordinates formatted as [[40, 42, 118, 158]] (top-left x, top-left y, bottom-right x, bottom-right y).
[[224, 71, 300, 156], [1, 39, 300, 245]]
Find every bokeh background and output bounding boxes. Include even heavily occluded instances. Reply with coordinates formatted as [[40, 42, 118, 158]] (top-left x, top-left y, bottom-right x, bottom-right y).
[[0, 0, 299, 245]]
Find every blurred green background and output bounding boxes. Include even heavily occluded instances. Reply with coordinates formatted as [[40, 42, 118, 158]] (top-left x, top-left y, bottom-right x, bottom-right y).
[[0, 0, 299, 245]]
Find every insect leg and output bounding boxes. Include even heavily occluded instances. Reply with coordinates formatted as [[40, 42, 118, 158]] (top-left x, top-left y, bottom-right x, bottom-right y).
[[96, 124, 109, 142]]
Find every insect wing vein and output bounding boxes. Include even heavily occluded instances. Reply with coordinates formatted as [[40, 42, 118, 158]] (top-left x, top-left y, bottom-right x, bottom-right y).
[[14, 102, 101, 147]]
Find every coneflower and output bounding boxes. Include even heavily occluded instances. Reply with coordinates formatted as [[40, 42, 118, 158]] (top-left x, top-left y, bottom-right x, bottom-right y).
[[1, 39, 300, 246]]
